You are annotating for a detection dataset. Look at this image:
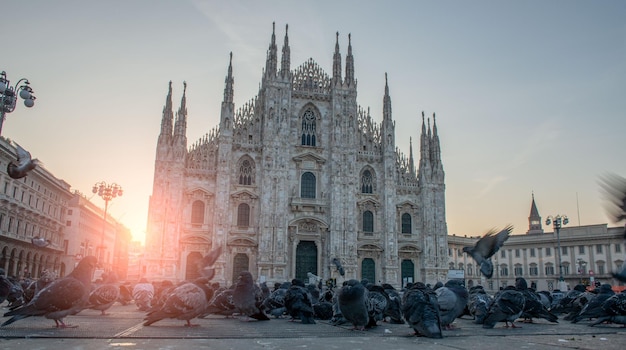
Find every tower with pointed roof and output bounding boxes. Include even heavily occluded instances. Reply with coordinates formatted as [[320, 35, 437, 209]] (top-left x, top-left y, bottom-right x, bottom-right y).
[[144, 24, 448, 286], [527, 193, 544, 234]]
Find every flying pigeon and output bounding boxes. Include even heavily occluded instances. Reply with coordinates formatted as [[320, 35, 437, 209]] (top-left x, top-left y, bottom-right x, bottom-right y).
[[337, 279, 370, 330], [143, 277, 212, 327], [196, 245, 222, 279], [332, 257, 345, 276], [598, 173, 626, 235], [83, 272, 120, 315], [401, 282, 443, 338], [284, 278, 316, 324], [6, 141, 40, 179], [232, 271, 269, 321], [435, 279, 469, 329], [2, 255, 98, 328], [482, 286, 526, 329], [462, 225, 513, 278], [31, 236, 51, 248]]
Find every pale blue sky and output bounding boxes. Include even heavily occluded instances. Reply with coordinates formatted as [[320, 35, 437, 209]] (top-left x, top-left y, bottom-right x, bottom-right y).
[[3, 0, 625, 243]]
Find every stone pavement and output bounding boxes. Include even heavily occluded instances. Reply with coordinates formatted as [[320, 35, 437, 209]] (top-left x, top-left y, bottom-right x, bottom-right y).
[[1, 303, 625, 349]]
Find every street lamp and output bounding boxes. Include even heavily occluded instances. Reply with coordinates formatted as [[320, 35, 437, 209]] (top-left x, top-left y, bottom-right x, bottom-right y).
[[576, 258, 587, 285], [92, 182, 123, 267], [546, 214, 569, 291], [0, 71, 36, 136]]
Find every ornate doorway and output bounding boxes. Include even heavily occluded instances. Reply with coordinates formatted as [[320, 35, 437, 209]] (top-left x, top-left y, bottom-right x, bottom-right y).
[[401, 259, 415, 287], [295, 241, 317, 281], [185, 252, 203, 281], [232, 253, 249, 282], [361, 258, 375, 282]]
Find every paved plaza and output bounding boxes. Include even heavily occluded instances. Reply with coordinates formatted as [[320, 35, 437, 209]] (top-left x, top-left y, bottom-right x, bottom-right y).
[[1, 302, 625, 349]]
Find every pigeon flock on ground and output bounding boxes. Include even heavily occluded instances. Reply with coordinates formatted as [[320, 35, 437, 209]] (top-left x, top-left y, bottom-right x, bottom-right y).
[[1, 174, 625, 336], [1, 252, 625, 337]]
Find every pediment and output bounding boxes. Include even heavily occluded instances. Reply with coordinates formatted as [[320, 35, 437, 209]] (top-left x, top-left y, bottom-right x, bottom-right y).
[[185, 187, 214, 199], [357, 197, 380, 209], [230, 189, 258, 200], [180, 235, 211, 244], [358, 243, 383, 252], [398, 243, 422, 253], [293, 152, 326, 167], [396, 200, 418, 210], [227, 237, 258, 247]]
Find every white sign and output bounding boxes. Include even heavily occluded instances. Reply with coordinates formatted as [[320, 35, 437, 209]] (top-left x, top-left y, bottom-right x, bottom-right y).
[[447, 269, 465, 279]]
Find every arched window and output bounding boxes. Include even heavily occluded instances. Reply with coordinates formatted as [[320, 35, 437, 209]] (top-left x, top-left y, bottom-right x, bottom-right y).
[[401, 213, 412, 234], [238, 158, 254, 185], [362, 210, 374, 233], [361, 169, 373, 193], [191, 200, 205, 225], [301, 172, 316, 198], [237, 203, 250, 227], [301, 109, 317, 146]]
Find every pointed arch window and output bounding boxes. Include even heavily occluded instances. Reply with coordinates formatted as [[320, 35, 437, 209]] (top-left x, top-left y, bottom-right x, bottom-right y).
[[237, 203, 250, 227], [363, 210, 374, 233], [301, 172, 316, 199], [191, 200, 205, 225], [238, 158, 254, 185], [361, 169, 373, 193], [401, 213, 412, 234], [301, 109, 317, 146]]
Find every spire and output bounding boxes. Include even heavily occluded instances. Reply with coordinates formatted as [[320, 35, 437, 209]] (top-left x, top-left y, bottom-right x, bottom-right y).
[[158, 81, 174, 143], [174, 81, 188, 139], [332, 31, 342, 85], [223, 52, 234, 104], [265, 22, 278, 78], [280, 24, 290, 78], [345, 33, 355, 86], [419, 111, 431, 180], [527, 192, 544, 234], [383, 73, 392, 121], [409, 137, 415, 176], [430, 112, 441, 163]]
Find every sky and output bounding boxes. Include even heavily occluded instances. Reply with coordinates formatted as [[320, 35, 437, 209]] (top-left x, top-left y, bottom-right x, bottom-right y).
[[2, 0, 625, 244]]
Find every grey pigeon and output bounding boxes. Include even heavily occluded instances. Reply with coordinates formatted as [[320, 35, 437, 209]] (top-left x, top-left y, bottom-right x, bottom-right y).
[[598, 173, 626, 238], [262, 285, 288, 318], [589, 291, 626, 327], [2, 256, 97, 328], [132, 278, 155, 311], [337, 279, 369, 330], [401, 282, 443, 338], [382, 283, 404, 324], [84, 272, 120, 315], [365, 284, 388, 328], [202, 287, 236, 318], [515, 277, 558, 324], [436, 279, 469, 329], [468, 285, 492, 324], [0, 269, 12, 304], [462, 225, 513, 278], [284, 278, 316, 324], [7, 141, 40, 179], [232, 271, 269, 321], [31, 236, 51, 248], [482, 287, 526, 329], [143, 277, 212, 327], [332, 257, 345, 276], [572, 284, 615, 323], [196, 246, 222, 279]]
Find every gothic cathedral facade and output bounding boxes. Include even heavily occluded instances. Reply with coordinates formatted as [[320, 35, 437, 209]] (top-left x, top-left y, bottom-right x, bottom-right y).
[[144, 24, 448, 287]]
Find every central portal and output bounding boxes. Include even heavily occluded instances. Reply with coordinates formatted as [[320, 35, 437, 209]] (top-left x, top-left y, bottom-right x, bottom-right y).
[[295, 240, 317, 281]]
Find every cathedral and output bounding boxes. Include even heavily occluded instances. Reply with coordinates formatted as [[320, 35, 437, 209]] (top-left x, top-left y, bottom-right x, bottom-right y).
[[143, 23, 448, 287]]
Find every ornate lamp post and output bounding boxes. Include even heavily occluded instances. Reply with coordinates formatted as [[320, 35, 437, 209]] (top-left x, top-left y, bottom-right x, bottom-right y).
[[92, 182, 123, 267], [576, 258, 587, 285], [0, 71, 36, 136], [546, 214, 568, 291]]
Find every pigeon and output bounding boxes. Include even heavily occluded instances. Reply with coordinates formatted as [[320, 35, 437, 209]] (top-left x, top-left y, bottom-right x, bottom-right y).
[[332, 257, 345, 276], [401, 282, 443, 338], [381, 283, 404, 324], [143, 277, 212, 327], [365, 283, 388, 328], [598, 173, 626, 237], [202, 287, 236, 318], [284, 278, 316, 324], [2, 255, 97, 328], [435, 279, 469, 329], [232, 271, 269, 321], [262, 283, 289, 318], [132, 278, 155, 311], [572, 284, 615, 323], [462, 225, 513, 278], [0, 269, 12, 304], [196, 246, 222, 279], [83, 272, 120, 315], [515, 277, 558, 323], [552, 284, 587, 316], [589, 291, 626, 327], [23, 270, 56, 304], [613, 265, 626, 283], [468, 285, 493, 324], [6, 141, 40, 179], [31, 236, 51, 248], [313, 300, 334, 320], [482, 286, 526, 329], [337, 279, 369, 330]]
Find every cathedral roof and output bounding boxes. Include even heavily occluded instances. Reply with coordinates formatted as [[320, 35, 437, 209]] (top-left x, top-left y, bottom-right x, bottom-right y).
[[292, 58, 331, 95]]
